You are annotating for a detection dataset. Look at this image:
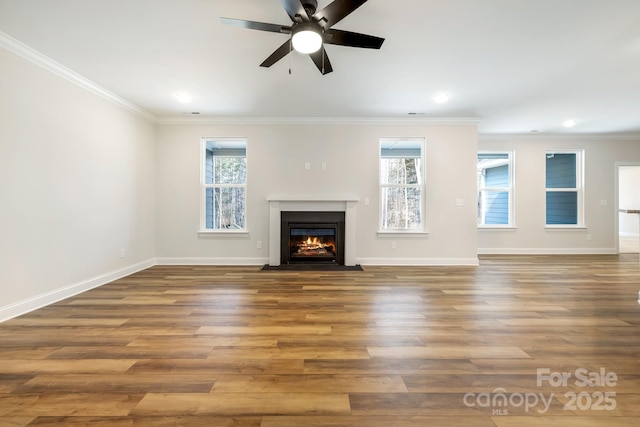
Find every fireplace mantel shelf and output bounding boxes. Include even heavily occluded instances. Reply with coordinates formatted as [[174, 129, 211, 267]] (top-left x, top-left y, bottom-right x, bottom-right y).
[[267, 196, 359, 202]]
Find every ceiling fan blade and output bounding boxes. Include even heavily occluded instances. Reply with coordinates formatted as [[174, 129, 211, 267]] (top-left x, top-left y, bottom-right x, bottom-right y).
[[220, 17, 291, 34], [260, 40, 294, 68], [309, 46, 333, 75], [313, 0, 368, 28], [324, 28, 384, 49], [280, 0, 310, 22]]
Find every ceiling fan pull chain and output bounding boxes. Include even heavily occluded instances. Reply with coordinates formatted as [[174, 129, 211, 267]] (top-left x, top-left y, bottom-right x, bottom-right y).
[[289, 38, 293, 75]]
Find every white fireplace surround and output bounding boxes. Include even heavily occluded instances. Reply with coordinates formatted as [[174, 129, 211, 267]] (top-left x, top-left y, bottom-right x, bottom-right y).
[[268, 196, 358, 266]]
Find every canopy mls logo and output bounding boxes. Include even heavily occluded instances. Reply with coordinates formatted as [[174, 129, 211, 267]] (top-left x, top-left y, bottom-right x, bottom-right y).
[[463, 388, 553, 415], [462, 367, 618, 415]]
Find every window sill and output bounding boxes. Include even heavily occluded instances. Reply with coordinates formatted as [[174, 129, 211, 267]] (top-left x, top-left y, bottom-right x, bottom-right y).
[[377, 230, 429, 238], [198, 229, 250, 237], [478, 225, 517, 230]]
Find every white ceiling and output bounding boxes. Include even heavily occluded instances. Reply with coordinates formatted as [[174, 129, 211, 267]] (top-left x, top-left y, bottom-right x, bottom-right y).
[[1, 0, 640, 135]]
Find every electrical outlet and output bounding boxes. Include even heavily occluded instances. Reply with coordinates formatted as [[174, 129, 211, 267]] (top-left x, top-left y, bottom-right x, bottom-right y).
[[456, 198, 464, 207], [321, 162, 327, 170], [364, 197, 370, 206], [256, 241, 262, 249], [120, 248, 126, 258], [305, 162, 311, 170], [391, 241, 397, 250]]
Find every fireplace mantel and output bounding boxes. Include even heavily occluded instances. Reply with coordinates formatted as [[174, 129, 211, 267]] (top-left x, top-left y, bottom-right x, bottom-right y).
[[267, 196, 359, 202], [268, 197, 358, 266]]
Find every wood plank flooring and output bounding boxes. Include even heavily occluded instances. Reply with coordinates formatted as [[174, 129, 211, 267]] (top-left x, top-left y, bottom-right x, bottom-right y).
[[1, 254, 640, 426]]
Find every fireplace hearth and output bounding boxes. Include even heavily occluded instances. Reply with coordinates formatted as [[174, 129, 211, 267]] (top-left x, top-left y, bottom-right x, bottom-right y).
[[281, 211, 345, 265]]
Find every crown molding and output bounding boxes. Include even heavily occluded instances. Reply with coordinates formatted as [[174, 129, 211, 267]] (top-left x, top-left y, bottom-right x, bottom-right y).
[[0, 31, 157, 123], [155, 115, 482, 126], [479, 133, 640, 142]]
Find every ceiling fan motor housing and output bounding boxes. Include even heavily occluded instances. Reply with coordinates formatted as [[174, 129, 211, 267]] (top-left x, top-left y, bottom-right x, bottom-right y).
[[301, 0, 318, 15]]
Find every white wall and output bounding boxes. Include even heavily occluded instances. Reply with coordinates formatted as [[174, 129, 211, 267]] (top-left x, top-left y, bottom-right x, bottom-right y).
[[478, 137, 640, 253], [155, 122, 479, 265], [619, 166, 640, 236], [0, 47, 156, 320]]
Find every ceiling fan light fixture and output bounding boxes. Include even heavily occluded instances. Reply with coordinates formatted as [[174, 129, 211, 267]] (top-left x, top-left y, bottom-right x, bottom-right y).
[[292, 23, 323, 54]]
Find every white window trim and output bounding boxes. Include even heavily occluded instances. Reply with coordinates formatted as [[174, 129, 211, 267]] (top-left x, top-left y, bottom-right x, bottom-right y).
[[378, 137, 426, 233], [544, 149, 585, 228], [199, 137, 248, 234], [477, 151, 515, 228], [198, 229, 250, 236]]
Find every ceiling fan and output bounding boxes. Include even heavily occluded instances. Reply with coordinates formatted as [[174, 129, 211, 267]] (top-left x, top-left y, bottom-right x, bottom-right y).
[[221, 0, 385, 75]]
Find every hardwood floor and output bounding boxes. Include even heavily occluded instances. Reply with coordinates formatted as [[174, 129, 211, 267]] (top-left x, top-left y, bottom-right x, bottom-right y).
[[1, 255, 640, 426]]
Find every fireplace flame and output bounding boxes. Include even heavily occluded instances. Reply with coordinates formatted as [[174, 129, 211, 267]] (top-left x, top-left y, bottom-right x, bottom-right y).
[[294, 235, 334, 256], [306, 236, 321, 247]]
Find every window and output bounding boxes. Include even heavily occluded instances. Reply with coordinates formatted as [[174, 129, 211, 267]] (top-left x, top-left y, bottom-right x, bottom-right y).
[[545, 151, 583, 226], [477, 152, 513, 226], [379, 138, 425, 231], [201, 138, 247, 231]]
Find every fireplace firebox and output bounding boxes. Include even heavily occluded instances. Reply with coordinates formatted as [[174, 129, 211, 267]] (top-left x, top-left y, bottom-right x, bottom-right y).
[[281, 211, 345, 265]]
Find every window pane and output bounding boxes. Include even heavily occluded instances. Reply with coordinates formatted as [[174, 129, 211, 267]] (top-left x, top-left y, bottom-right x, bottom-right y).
[[477, 154, 509, 189], [478, 153, 510, 161], [546, 153, 576, 188], [381, 187, 422, 230], [380, 158, 422, 185], [546, 191, 577, 225], [206, 156, 246, 185], [205, 188, 214, 229], [380, 139, 422, 158], [206, 187, 246, 229], [478, 191, 509, 225]]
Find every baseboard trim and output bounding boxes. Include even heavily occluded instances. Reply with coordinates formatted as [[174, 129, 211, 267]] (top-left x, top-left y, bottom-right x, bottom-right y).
[[155, 257, 269, 266], [477, 248, 618, 255], [0, 259, 155, 323], [357, 257, 480, 266]]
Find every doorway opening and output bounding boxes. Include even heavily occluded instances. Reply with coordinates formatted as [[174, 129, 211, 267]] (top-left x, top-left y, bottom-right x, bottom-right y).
[[617, 164, 640, 254]]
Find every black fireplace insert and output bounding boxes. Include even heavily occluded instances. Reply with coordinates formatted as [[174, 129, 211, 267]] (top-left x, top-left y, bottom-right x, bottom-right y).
[[281, 211, 345, 265]]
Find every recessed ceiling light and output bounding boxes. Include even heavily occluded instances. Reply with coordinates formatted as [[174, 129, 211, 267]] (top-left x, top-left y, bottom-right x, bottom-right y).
[[563, 119, 577, 128], [433, 92, 450, 104], [175, 92, 192, 104]]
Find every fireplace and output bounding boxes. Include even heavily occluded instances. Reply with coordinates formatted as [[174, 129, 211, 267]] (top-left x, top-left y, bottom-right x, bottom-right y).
[[267, 197, 358, 267], [281, 211, 345, 265]]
